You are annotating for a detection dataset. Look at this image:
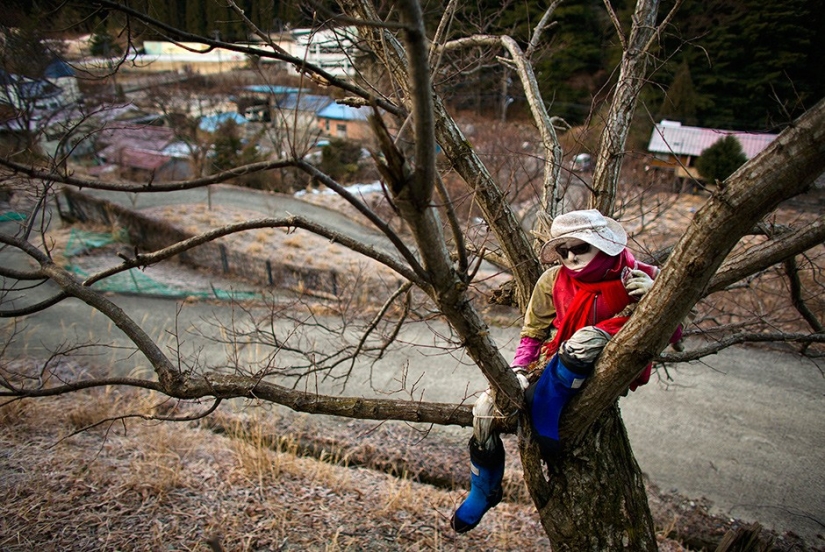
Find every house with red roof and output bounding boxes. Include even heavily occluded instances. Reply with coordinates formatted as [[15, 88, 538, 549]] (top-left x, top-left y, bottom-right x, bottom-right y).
[[92, 124, 192, 181], [646, 120, 778, 180]]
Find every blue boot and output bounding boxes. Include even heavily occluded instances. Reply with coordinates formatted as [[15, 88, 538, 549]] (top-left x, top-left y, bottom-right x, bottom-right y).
[[526, 353, 592, 460], [451, 434, 505, 533]]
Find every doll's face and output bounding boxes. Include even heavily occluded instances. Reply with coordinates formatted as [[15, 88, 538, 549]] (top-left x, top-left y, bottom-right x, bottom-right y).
[[555, 239, 599, 272]]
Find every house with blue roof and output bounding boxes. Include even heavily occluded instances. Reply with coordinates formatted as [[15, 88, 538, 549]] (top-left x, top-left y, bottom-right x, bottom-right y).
[[198, 112, 247, 133], [0, 58, 80, 112], [316, 102, 371, 141], [236, 85, 307, 122]]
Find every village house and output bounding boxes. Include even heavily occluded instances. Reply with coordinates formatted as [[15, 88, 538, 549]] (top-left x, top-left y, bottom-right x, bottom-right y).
[[316, 103, 370, 141], [235, 85, 303, 122], [91, 125, 192, 182], [0, 58, 80, 112], [275, 27, 358, 78], [646, 120, 778, 180]]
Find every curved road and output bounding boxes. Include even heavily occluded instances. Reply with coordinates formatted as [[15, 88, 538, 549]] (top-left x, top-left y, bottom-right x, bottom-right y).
[[3, 189, 824, 544]]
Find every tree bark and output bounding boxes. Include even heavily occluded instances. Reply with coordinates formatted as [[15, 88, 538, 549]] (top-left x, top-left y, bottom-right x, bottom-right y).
[[338, 1, 663, 548], [520, 404, 657, 551], [338, 0, 543, 310]]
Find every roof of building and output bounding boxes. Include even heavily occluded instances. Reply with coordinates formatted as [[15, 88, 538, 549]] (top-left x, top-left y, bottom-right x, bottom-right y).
[[648, 120, 778, 160], [119, 148, 172, 171], [243, 85, 303, 96], [316, 102, 369, 121], [198, 112, 247, 132], [96, 125, 176, 161], [97, 124, 176, 148], [276, 93, 332, 113], [43, 58, 76, 79]]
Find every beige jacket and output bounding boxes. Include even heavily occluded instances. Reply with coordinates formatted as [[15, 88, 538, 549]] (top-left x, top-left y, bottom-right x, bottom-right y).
[[520, 266, 561, 341]]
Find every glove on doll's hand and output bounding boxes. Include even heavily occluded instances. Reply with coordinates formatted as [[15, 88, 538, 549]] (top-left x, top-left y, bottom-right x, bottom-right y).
[[560, 326, 611, 366], [511, 366, 530, 390], [624, 269, 654, 299]]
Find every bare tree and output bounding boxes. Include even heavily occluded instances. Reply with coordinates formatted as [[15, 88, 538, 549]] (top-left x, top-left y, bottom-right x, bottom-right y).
[[1, 1, 824, 550]]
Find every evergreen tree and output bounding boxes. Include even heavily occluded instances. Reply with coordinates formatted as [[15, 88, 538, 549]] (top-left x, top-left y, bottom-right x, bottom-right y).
[[667, 0, 823, 131], [185, 0, 207, 36], [210, 120, 244, 173], [695, 135, 748, 184], [657, 60, 701, 125], [90, 31, 123, 57]]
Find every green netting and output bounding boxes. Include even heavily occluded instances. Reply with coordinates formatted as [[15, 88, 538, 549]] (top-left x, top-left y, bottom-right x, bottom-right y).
[[63, 229, 261, 301], [0, 212, 27, 222], [65, 228, 126, 257], [66, 263, 261, 300]]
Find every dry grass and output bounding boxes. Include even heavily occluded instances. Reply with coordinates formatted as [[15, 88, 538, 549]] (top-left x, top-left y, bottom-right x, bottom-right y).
[[8, 187, 823, 550], [0, 387, 555, 551], [3, 362, 816, 551]]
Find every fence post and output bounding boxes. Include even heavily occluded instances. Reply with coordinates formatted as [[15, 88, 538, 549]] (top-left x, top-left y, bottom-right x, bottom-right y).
[[219, 244, 229, 273]]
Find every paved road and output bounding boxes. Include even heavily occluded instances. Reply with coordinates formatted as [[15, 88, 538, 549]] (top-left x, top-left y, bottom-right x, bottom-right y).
[[3, 195, 824, 545]]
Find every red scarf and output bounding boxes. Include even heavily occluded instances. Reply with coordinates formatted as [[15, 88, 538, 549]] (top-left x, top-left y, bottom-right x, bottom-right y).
[[542, 249, 637, 358]]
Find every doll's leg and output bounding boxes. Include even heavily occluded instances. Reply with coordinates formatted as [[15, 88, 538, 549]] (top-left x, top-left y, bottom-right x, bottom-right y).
[[451, 390, 505, 533], [527, 326, 610, 459]]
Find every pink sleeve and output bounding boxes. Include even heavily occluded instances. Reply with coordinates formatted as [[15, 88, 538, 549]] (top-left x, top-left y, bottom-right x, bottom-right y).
[[511, 336, 543, 367]]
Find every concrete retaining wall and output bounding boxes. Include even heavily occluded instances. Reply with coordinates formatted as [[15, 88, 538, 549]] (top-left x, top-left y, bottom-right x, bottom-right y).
[[59, 188, 338, 296]]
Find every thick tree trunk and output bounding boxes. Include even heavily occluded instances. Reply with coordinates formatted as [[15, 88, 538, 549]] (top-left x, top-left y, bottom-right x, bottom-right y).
[[520, 403, 657, 551]]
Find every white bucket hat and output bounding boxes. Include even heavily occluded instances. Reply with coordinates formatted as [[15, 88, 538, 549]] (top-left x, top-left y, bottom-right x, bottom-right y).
[[539, 209, 627, 263]]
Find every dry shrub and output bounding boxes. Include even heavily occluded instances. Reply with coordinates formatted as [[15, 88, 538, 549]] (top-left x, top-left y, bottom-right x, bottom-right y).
[[65, 386, 124, 430], [281, 234, 304, 249], [223, 415, 285, 484], [0, 374, 746, 551], [0, 398, 30, 428], [124, 448, 185, 497], [254, 229, 275, 243]]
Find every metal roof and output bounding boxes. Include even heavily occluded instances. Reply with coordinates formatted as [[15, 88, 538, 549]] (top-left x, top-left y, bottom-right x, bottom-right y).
[[243, 85, 303, 95], [316, 102, 369, 121], [198, 112, 247, 132], [43, 58, 76, 79], [276, 93, 332, 113], [97, 125, 176, 147], [119, 148, 172, 171], [647, 120, 777, 159], [96, 125, 176, 162]]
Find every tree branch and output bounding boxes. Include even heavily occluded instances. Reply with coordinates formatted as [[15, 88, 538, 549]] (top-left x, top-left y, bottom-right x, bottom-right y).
[[0, 156, 299, 193], [659, 331, 825, 362], [342, 0, 542, 308], [784, 257, 825, 333], [707, 216, 825, 294], [590, 0, 660, 214]]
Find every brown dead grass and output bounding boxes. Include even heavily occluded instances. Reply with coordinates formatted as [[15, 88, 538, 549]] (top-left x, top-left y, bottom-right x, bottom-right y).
[[0, 386, 553, 551], [7, 187, 824, 550], [2, 358, 818, 551]]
